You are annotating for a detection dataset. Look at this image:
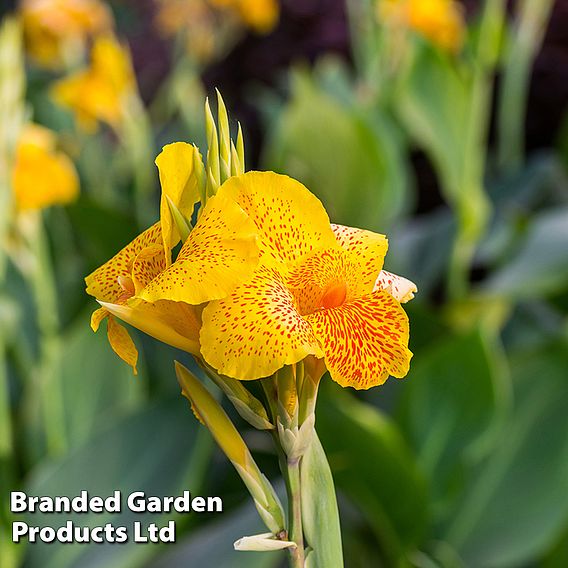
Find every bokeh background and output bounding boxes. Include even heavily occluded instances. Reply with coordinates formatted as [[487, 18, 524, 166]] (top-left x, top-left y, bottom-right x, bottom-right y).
[[1, 1, 567, 567]]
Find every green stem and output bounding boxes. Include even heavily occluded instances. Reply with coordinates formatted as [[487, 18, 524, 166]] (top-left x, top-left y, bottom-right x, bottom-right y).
[[497, 0, 554, 173], [447, 0, 504, 301], [27, 214, 67, 456], [287, 456, 305, 568]]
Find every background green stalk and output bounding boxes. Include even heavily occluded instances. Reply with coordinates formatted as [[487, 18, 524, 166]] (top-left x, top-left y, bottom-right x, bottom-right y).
[[497, 0, 554, 173], [25, 214, 67, 456], [447, 0, 505, 301], [286, 456, 305, 567]]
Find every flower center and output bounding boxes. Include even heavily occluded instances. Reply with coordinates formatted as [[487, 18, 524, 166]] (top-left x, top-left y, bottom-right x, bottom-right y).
[[321, 281, 347, 310]]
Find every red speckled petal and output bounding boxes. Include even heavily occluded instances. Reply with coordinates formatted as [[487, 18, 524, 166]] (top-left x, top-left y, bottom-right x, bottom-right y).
[[331, 223, 388, 295], [375, 270, 417, 303], [139, 192, 259, 304], [106, 316, 138, 375], [131, 244, 167, 295], [85, 223, 163, 303], [217, 171, 338, 265], [286, 248, 348, 314], [305, 290, 412, 390], [200, 264, 323, 381]]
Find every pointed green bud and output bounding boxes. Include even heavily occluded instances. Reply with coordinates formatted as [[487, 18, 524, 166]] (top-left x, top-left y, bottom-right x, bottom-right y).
[[230, 141, 242, 176], [165, 195, 192, 243], [236, 121, 245, 172], [204, 97, 220, 186], [216, 88, 231, 178], [192, 144, 207, 205]]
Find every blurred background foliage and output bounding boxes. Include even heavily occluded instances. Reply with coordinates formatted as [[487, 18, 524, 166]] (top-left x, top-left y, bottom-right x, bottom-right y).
[[1, 0, 567, 567]]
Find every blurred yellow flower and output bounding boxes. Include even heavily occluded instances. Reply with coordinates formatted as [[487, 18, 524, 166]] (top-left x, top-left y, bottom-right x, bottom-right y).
[[154, 0, 278, 63], [20, 0, 112, 68], [51, 35, 136, 132], [379, 0, 465, 52], [85, 143, 259, 372], [12, 124, 79, 211]]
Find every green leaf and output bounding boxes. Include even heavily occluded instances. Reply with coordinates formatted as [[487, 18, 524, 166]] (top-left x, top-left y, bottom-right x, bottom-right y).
[[23, 397, 213, 568], [264, 68, 409, 230], [398, 327, 509, 523], [483, 207, 568, 298], [317, 385, 428, 564], [301, 432, 344, 568], [445, 342, 568, 567]]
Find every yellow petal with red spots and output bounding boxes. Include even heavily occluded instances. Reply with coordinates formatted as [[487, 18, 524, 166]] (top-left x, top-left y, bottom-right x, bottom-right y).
[[139, 192, 259, 305], [305, 290, 412, 390], [131, 244, 167, 296], [100, 299, 201, 356], [85, 223, 163, 303], [106, 315, 138, 375], [331, 224, 389, 296], [156, 142, 201, 260], [375, 270, 417, 303], [217, 172, 337, 266], [200, 264, 323, 381]]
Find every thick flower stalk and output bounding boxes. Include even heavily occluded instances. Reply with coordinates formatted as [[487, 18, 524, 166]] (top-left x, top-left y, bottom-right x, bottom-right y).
[[85, 93, 416, 566]]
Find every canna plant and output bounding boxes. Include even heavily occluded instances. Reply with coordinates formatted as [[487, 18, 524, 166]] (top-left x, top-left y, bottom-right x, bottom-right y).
[[85, 92, 416, 566]]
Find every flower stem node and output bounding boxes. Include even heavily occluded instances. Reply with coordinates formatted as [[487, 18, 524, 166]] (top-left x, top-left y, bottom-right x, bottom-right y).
[[234, 532, 296, 552], [277, 413, 316, 461]]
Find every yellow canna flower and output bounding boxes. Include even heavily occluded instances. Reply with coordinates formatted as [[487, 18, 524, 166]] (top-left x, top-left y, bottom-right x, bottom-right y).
[[379, 0, 465, 53], [20, 0, 112, 68], [12, 123, 79, 212], [154, 0, 278, 64], [51, 35, 136, 132], [148, 171, 415, 390], [85, 143, 259, 372]]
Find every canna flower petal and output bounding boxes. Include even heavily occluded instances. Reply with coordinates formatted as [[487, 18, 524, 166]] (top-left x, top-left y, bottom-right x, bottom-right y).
[[201, 265, 323, 380], [13, 124, 79, 211], [331, 223, 388, 296], [106, 315, 138, 374], [138, 191, 259, 305], [85, 223, 163, 304], [155, 142, 202, 261], [375, 270, 417, 303], [100, 299, 201, 356], [217, 172, 338, 267], [305, 290, 412, 390]]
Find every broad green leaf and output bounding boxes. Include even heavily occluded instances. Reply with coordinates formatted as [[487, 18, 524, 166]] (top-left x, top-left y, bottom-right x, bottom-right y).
[[23, 397, 213, 568], [318, 385, 428, 564], [398, 327, 509, 523], [150, 499, 283, 568], [301, 432, 344, 568], [264, 69, 409, 230], [483, 207, 568, 298], [59, 313, 144, 449], [445, 343, 568, 567]]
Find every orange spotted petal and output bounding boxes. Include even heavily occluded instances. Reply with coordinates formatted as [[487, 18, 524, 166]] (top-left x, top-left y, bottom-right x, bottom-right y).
[[106, 315, 138, 375], [85, 223, 163, 303], [200, 264, 323, 381], [305, 290, 412, 390], [375, 270, 417, 303], [139, 191, 259, 305], [217, 171, 338, 266], [100, 299, 201, 356], [331, 223, 388, 296], [131, 244, 167, 295], [156, 142, 201, 261]]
